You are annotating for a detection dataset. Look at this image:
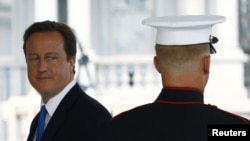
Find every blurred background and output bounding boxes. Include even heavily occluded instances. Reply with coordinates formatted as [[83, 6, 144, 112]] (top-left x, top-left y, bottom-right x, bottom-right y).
[[0, 0, 250, 140]]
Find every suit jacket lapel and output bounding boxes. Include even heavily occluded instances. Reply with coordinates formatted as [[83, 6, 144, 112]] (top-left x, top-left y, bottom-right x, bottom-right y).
[[27, 114, 39, 141], [41, 84, 81, 141]]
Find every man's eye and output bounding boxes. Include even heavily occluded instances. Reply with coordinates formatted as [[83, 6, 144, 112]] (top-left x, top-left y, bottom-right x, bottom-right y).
[[29, 57, 39, 62], [47, 56, 57, 61]]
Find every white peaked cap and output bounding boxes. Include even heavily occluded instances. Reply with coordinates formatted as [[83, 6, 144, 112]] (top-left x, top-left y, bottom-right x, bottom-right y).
[[142, 15, 226, 45]]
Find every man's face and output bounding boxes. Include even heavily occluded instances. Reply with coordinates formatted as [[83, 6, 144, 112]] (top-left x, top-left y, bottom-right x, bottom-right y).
[[25, 31, 75, 102]]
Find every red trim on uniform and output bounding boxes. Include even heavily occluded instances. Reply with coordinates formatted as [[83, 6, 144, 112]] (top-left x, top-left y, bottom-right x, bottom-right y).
[[163, 87, 204, 95], [156, 100, 203, 105], [208, 104, 250, 124]]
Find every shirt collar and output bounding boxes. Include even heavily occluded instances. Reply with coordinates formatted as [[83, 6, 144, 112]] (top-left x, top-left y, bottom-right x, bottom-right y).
[[41, 80, 76, 117]]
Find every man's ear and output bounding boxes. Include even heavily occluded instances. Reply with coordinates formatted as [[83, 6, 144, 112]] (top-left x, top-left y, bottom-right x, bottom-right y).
[[69, 56, 76, 72], [153, 56, 161, 73], [203, 55, 210, 74]]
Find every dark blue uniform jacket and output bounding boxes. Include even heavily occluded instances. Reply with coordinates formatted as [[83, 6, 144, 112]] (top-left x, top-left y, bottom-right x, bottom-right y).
[[107, 87, 250, 141]]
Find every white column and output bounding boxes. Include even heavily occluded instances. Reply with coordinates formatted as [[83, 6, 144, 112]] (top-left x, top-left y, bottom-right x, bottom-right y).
[[178, 0, 205, 15], [34, 0, 57, 21], [12, 0, 34, 64], [204, 0, 250, 117]]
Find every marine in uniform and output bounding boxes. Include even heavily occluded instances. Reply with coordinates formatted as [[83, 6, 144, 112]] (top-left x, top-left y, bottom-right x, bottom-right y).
[[106, 15, 250, 141]]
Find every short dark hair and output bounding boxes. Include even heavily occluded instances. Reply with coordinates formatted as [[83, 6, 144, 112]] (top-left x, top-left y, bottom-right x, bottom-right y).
[[23, 20, 77, 61]]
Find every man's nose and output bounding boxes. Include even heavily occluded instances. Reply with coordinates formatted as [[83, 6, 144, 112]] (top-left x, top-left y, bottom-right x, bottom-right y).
[[38, 60, 48, 72]]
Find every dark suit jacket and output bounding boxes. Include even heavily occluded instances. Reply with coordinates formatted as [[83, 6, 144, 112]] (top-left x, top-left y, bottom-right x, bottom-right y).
[[27, 83, 112, 141], [107, 88, 250, 141]]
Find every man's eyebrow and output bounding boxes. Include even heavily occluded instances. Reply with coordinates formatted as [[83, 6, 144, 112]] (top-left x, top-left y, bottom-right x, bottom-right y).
[[46, 52, 58, 55], [27, 52, 59, 56], [27, 53, 38, 56]]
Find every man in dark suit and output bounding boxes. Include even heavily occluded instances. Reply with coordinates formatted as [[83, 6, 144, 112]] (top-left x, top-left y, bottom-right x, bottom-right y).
[[106, 15, 250, 141], [23, 20, 111, 141]]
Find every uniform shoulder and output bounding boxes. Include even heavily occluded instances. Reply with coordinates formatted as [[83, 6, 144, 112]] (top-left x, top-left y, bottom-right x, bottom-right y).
[[112, 103, 153, 121], [208, 104, 250, 124]]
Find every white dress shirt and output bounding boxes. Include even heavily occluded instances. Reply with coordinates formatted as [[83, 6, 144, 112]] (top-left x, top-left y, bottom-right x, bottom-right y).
[[34, 80, 76, 141]]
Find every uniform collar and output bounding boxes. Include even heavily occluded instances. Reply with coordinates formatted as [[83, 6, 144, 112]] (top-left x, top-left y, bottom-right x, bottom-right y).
[[155, 87, 204, 104]]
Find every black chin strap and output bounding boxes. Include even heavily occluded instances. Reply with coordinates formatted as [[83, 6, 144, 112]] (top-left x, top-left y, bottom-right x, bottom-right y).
[[209, 35, 219, 54]]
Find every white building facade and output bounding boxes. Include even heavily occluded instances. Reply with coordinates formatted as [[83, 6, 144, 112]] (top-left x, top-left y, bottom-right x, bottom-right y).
[[0, 0, 249, 141]]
